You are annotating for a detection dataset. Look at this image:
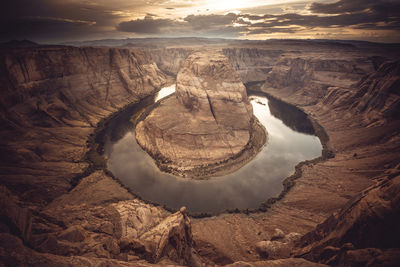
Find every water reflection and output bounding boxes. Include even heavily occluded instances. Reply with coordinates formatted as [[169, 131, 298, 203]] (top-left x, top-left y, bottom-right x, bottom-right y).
[[155, 84, 176, 102], [104, 86, 322, 213], [267, 96, 315, 135]]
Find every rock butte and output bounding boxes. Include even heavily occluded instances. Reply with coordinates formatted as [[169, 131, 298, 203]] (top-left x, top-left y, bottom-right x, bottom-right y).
[[135, 51, 267, 178]]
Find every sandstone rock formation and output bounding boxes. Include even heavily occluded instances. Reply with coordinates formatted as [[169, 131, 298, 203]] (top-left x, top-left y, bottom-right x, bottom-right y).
[[150, 48, 194, 75], [1, 40, 400, 266], [0, 45, 204, 266], [0, 46, 166, 204], [222, 48, 282, 83], [0, 169, 199, 266], [262, 55, 375, 105], [151, 47, 283, 84], [348, 60, 400, 124], [294, 170, 400, 266], [224, 258, 328, 267], [136, 51, 266, 178], [190, 43, 400, 265], [255, 229, 302, 259]]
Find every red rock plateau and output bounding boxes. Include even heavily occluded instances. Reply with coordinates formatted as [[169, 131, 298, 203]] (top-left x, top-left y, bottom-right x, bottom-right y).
[[0, 39, 399, 266]]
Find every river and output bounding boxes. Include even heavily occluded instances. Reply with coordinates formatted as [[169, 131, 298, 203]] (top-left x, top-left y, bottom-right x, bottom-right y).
[[104, 84, 322, 213]]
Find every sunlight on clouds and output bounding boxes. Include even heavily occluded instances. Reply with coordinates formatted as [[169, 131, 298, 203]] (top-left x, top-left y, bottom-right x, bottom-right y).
[[104, 0, 311, 22], [240, 26, 400, 43], [201, 0, 307, 14], [204, 0, 249, 12], [5, 0, 398, 43]]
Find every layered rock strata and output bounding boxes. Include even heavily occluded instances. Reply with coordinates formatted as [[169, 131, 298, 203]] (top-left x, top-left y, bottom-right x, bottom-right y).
[[0, 46, 166, 203], [0, 46, 206, 266], [1, 40, 400, 266], [191, 49, 400, 264], [136, 51, 266, 178], [295, 171, 400, 266]]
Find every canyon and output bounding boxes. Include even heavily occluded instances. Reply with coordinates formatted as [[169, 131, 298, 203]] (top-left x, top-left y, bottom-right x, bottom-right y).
[[0, 39, 399, 266]]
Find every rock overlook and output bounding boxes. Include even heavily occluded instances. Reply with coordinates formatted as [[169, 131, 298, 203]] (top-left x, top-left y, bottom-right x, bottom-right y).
[[136, 51, 266, 178]]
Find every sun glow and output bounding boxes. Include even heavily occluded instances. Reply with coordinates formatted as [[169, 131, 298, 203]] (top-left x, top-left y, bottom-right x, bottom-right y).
[[205, 0, 249, 12], [200, 0, 307, 13]]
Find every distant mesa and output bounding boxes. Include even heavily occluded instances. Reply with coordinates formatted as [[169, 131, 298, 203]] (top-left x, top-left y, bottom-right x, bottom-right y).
[[0, 39, 39, 48], [135, 51, 267, 178]]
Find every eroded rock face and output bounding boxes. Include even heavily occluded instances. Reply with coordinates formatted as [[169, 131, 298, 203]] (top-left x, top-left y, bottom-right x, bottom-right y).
[[150, 48, 193, 75], [0, 45, 203, 266], [0, 46, 167, 204], [294, 170, 400, 266], [0, 186, 32, 243], [255, 229, 302, 260], [348, 60, 400, 124], [2, 41, 400, 266], [136, 51, 266, 178], [262, 55, 375, 105], [24, 172, 199, 265], [222, 48, 282, 83]]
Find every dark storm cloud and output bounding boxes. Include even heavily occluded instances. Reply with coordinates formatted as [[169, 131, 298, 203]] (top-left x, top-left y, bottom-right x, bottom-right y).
[[0, 0, 124, 26], [1, 0, 399, 42], [0, 16, 98, 42], [235, 0, 400, 33], [116, 0, 400, 38], [117, 16, 178, 33], [310, 0, 400, 15], [183, 13, 237, 30], [116, 13, 243, 37], [0, 0, 125, 42], [307, 0, 400, 30], [245, 12, 394, 29]]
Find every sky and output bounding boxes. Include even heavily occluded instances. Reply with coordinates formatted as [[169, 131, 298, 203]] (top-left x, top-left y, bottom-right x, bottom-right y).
[[1, 0, 400, 43]]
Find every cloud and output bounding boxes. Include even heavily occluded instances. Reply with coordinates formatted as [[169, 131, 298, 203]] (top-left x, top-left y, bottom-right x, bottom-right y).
[[307, 0, 400, 30], [23, 16, 96, 26], [239, 0, 400, 34], [1, 0, 399, 43], [0, 16, 99, 42], [310, 0, 400, 15], [116, 13, 243, 37], [116, 1, 400, 39], [0, 0, 127, 42], [116, 16, 178, 33], [183, 13, 238, 30]]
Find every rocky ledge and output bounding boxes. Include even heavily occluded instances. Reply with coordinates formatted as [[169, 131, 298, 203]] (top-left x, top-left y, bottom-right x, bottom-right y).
[[136, 51, 267, 178]]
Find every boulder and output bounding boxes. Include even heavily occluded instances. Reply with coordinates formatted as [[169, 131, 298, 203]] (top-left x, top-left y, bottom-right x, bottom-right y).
[[256, 230, 301, 259], [58, 225, 86, 243]]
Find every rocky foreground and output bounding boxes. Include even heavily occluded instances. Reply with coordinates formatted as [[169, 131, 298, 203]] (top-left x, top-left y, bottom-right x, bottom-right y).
[[0, 39, 400, 266], [136, 51, 266, 178]]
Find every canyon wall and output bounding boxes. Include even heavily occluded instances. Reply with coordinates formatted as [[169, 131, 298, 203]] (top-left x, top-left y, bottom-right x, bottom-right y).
[[348, 60, 400, 124], [1, 41, 400, 266], [222, 48, 282, 83], [294, 169, 400, 266], [189, 44, 400, 265], [269, 59, 400, 266], [252, 53, 400, 266], [150, 47, 283, 83], [150, 48, 193, 75], [0, 46, 202, 266], [262, 54, 375, 105], [0, 46, 166, 202]]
